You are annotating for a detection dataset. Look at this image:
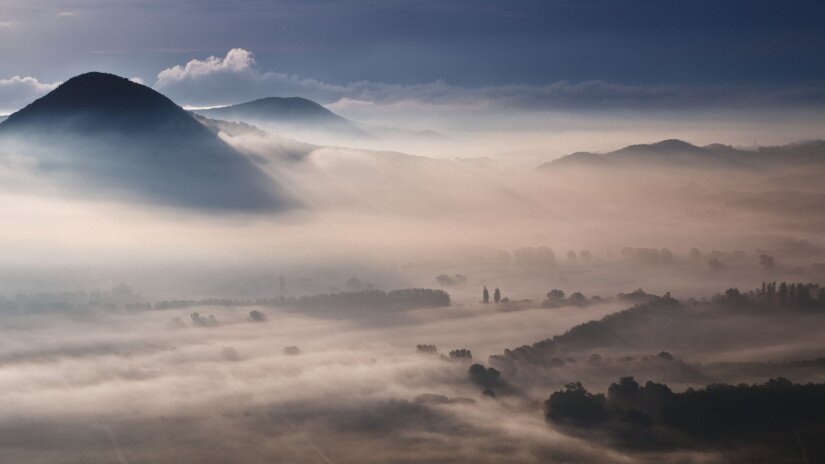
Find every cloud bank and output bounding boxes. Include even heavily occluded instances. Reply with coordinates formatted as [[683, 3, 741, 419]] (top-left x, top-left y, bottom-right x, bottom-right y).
[[1, 48, 823, 116], [152, 49, 825, 111]]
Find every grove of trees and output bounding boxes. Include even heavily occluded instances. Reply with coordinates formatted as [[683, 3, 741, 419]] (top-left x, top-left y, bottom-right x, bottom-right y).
[[545, 376, 825, 437]]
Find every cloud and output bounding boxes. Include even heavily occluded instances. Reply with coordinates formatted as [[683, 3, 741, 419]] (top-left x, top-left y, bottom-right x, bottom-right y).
[[154, 48, 348, 106], [0, 76, 60, 114], [154, 49, 825, 112], [156, 47, 256, 85], [0, 21, 16, 28]]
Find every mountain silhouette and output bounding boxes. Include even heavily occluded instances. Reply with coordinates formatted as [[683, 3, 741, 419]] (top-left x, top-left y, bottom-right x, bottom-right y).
[[538, 139, 825, 170], [0, 72, 288, 211], [195, 96, 363, 135]]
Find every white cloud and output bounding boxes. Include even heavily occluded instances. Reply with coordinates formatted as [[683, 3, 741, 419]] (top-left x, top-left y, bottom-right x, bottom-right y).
[[155, 48, 256, 86], [0, 76, 61, 114], [0, 21, 17, 28], [130, 77, 145, 85]]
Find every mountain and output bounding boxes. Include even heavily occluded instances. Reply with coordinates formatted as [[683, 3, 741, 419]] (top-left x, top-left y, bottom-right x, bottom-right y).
[[194, 97, 363, 135], [194, 97, 450, 143], [0, 72, 287, 211], [538, 139, 825, 170]]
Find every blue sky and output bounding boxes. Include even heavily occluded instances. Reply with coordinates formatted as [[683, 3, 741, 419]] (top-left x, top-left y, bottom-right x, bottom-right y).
[[1, 0, 824, 111]]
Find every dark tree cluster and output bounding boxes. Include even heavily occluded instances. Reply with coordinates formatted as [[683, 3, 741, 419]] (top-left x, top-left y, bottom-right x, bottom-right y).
[[468, 363, 502, 389], [248, 309, 266, 322], [545, 382, 609, 427], [716, 282, 825, 311], [606, 376, 673, 422], [617, 288, 660, 303], [541, 289, 600, 308], [416, 344, 438, 354], [545, 376, 825, 438], [448, 348, 472, 360]]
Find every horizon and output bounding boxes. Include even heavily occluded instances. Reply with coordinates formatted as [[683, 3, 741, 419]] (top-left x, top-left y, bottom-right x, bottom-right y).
[[3, 69, 822, 159]]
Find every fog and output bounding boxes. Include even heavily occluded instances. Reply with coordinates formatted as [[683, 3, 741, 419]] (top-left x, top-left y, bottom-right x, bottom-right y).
[[5, 119, 823, 297], [1, 298, 713, 463], [1, 89, 825, 462]]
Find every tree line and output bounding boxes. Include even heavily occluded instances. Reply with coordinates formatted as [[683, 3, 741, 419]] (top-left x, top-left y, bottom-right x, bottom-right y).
[[716, 281, 825, 310], [154, 288, 450, 311], [545, 376, 825, 437]]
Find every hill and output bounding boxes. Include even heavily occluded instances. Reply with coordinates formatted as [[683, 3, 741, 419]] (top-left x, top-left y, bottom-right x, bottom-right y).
[[194, 96, 363, 135], [0, 72, 286, 211], [538, 139, 825, 170]]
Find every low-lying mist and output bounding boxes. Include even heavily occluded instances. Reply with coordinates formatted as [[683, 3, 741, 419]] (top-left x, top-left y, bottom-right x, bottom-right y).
[[1, 100, 824, 462]]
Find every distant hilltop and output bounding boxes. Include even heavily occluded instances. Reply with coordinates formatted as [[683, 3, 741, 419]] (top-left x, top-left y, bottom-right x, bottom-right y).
[[538, 138, 825, 170], [193, 96, 364, 135]]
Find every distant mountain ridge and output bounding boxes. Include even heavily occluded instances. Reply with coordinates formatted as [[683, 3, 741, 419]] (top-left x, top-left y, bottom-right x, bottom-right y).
[[0, 72, 287, 211], [197, 97, 348, 123], [539, 139, 825, 170], [194, 96, 363, 135], [193, 96, 450, 142]]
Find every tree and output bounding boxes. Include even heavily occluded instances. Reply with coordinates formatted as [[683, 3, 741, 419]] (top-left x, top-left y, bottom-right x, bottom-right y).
[[778, 281, 789, 305], [449, 348, 472, 360], [547, 289, 565, 301], [416, 344, 437, 354], [493, 287, 501, 303], [607, 376, 640, 410], [482, 286, 489, 304], [469, 363, 502, 388], [545, 382, 608, 426], [248, 310, 266, 322], [569, 292, 587, 305]]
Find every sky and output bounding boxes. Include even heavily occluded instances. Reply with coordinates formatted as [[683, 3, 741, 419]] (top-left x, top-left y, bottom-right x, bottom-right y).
[[1, 0, 825, 114]]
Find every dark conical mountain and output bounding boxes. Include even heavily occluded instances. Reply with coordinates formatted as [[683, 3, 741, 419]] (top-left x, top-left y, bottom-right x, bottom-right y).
[[0, 72, 287, 211], [0, 72, 210, 136]]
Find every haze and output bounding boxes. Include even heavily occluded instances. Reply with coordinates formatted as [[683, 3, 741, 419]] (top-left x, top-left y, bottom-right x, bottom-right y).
[[1, 1, 824, 463]]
